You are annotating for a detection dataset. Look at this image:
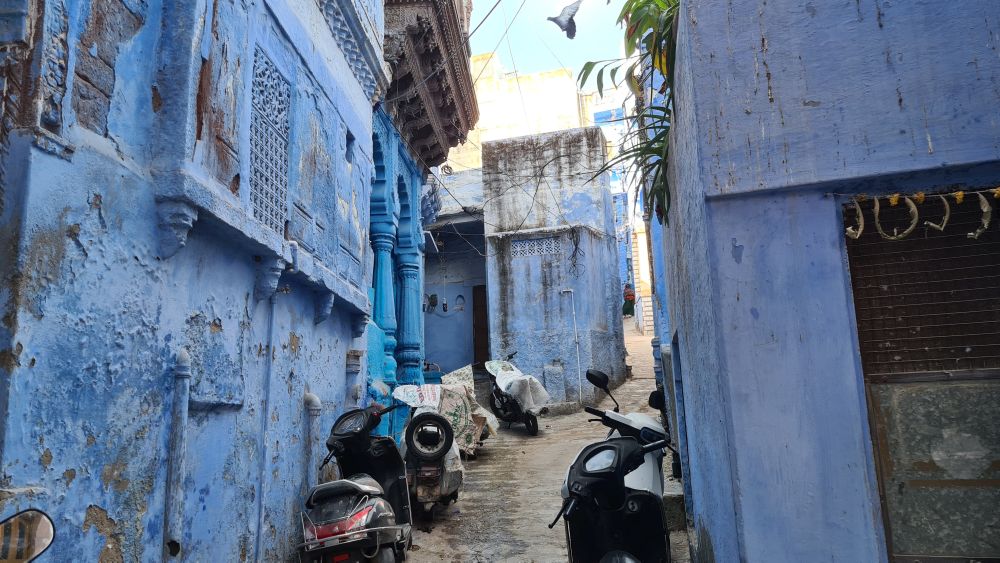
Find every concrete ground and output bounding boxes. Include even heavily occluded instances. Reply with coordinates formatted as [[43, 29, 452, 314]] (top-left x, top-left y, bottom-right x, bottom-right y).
[[409, 323, 690, 562]]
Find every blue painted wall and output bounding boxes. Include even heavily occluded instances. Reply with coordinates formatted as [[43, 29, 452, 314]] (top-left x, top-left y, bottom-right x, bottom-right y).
[[663, 2, 1000, 561], [423, 235, 487, 373], [483, 128, 627, 402], [0, 0, 383, 560]]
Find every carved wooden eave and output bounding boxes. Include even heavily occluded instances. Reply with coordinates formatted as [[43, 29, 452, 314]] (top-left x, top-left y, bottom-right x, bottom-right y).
[[317, 0, 390, 101], [384, 0, 479, 167]]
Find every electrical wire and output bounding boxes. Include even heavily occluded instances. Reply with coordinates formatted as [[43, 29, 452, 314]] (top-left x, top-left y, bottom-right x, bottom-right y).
[[383, 0, 505, 105], [472, 0, 528, 86], [468, 0, 504, 38], [501, 0, 531, 125]]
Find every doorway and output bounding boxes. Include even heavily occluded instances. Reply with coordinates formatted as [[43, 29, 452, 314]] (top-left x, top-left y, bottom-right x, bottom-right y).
[[423, 219, 487, 374], [843, 193, 1000, 561], [473, 285, 490, 366]]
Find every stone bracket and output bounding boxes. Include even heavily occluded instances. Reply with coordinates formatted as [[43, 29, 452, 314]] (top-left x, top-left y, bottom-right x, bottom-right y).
[[346, 349, 363, 376], [351, 313, 369, 338], [254, 257, 286, 302], [314, 291, 335, 325], [156, 199, 199, 259]]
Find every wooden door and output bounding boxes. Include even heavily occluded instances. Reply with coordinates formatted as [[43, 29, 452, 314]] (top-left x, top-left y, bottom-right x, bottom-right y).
[[472, 285, 490, 366]]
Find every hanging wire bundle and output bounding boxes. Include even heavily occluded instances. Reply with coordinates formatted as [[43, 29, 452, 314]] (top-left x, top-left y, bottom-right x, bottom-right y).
[[844, 187, 1000, 241]]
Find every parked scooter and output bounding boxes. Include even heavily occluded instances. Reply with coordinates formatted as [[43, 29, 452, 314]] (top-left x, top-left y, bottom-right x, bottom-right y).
[[0, 509, 54, 562], [549, 369, 675, 563], [402, 409, 463, 519], [485, 352, 550, 435], [391, 385, 467, 519], [299, 404, 412, 563]]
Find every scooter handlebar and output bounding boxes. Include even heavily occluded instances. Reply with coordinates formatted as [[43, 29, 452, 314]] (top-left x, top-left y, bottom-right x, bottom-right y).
[[375, 403, 403, 417], [584, 406, 605, 418], [641, 439, 670, 454]]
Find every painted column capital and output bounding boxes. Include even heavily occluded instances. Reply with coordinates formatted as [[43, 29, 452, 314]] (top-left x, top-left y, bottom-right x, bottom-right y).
[[398, 260, 420, 277], [371, 229, 396, 252]]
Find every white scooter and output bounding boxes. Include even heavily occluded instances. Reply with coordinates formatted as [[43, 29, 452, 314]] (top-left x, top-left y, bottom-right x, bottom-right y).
[[549, 369, 674, 563]]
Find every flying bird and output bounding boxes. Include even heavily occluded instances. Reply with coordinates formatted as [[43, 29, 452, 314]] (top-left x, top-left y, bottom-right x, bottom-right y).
[[548, 0, 583, 39]]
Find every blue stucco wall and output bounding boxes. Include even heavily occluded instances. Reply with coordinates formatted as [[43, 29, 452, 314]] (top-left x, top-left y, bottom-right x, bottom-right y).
[[0, 0, 382, 560], [423, 239, 487, 373], [487, 229, 625, 403], [482, 127, 627, 401], [664, 1, 1000, 561]]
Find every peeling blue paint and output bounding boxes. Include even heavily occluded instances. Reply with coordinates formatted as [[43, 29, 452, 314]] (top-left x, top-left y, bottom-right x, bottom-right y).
[[0, 0, 385, 560]]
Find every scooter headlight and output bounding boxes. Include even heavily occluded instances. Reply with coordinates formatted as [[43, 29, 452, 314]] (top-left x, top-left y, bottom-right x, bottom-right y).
[[332, 410, 368, 435], [584, 448, 617, 473]]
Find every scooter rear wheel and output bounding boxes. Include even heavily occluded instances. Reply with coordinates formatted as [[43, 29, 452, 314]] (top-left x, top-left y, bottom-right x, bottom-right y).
[[524, 413, 539, 436]]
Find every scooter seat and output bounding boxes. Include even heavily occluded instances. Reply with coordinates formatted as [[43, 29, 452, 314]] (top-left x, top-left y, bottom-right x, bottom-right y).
[[306, 474, 384, 507]]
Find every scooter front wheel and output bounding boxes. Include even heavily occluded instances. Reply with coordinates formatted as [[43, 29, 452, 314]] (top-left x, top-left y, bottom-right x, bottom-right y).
[[524, 413, 539, 436], [370, 547, 395, 563]]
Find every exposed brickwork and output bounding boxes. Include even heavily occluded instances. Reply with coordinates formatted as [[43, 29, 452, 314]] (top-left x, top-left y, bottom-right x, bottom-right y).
[[72, 0, 142, 134]]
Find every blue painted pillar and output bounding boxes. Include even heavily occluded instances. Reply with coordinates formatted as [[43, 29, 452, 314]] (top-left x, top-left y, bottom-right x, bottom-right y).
[[371, 226, 398, 384], [395, 252, 423, 385]]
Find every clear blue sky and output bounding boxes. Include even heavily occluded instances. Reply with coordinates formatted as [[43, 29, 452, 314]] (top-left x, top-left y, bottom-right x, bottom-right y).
[[469, 0, 625, 78]]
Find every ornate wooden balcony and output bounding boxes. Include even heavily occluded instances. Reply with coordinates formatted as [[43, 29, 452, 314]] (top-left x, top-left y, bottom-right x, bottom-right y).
[[384, 0, 479, 167]]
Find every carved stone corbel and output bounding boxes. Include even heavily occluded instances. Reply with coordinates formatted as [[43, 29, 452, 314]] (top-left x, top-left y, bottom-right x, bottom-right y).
[[156, 200, 199, 258], [314, 291, 335, 325], [254, 257, 286, 302], [351, 313, 369, 338]]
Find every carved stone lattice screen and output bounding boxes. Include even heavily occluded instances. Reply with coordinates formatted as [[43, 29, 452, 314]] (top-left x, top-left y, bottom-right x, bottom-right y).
[[250, 47, 290, 234], [511, 237, 562, 258]]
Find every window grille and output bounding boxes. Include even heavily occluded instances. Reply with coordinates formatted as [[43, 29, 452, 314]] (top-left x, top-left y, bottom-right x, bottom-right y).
[[845, 198, 1000, 378], [511, 237, 562, 257], [250, 47, 290, 234]]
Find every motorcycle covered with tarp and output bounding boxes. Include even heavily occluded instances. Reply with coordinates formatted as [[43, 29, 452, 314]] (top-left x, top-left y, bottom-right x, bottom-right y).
[[483, 357, 551, 435]]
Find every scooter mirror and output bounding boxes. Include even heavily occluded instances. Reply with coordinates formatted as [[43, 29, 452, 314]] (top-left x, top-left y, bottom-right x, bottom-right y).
[[585, 369, 610, 391], [648, 389, 665, 411], [0, 509, 54, 562]]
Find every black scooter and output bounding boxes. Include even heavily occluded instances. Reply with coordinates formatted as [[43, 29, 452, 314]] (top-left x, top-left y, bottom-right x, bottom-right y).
[[299, 404, 412, 563], [549, 370, 675, 563]]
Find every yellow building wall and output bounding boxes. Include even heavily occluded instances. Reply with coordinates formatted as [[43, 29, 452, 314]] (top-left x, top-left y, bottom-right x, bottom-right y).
[[446, 53, 594, 171]]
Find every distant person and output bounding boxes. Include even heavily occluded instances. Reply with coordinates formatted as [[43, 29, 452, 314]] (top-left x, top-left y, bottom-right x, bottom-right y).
[[622, 283, 635, 318]]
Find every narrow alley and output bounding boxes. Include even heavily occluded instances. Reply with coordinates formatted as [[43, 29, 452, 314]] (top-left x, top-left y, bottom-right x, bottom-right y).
[[2, 1, 997, 561], [410, 324, 690, 562]]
